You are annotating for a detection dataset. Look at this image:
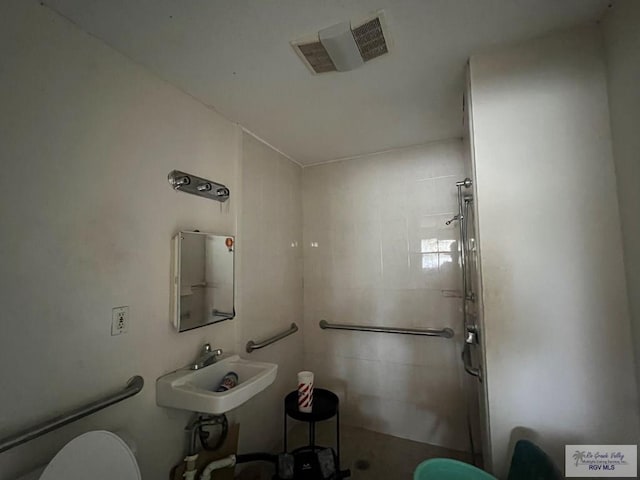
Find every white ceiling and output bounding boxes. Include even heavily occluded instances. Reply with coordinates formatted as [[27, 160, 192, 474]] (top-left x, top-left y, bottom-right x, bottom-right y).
[[44, 0, 608, 165]]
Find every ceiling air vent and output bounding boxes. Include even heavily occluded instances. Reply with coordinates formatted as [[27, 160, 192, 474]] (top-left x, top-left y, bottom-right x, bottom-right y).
[[296, 41, 337, 74], [352, 16, 388, 62], [292, 12, 390, 74]]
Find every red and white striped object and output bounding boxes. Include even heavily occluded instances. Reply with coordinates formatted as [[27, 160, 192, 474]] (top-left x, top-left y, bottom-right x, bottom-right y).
[[297, 371, 314, 413]]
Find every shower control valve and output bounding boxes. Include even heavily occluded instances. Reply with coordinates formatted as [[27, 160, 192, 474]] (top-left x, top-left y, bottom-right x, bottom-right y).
[[465, 325, 479, 344]]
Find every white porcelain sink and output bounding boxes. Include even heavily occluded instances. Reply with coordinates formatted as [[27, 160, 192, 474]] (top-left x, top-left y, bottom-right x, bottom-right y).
[[156, 355, 278, 414]]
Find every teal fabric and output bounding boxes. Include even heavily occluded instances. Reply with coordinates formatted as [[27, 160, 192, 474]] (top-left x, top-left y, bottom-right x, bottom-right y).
[[506, 440, 562, 480], [414, 459, 497, 480]]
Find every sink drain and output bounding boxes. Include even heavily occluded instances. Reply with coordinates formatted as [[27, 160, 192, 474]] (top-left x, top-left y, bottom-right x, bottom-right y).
[[354, 459, 370, 470]]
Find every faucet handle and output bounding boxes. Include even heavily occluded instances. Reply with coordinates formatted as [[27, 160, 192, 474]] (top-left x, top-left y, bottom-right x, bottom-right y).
[[202, 344, 222, 357]]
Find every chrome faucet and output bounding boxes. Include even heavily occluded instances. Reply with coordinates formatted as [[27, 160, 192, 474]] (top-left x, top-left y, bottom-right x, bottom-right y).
[[191, 344, 223, 370]]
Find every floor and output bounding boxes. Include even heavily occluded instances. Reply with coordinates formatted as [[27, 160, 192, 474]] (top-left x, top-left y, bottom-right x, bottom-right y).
[[236, 422, 477, 479]]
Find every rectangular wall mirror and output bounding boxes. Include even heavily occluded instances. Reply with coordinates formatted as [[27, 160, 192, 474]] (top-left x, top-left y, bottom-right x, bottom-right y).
[[171, 231, 235, 332]]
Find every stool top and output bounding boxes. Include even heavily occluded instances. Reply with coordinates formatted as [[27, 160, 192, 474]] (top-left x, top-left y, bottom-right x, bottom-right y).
[[285, 388, 339, 422]]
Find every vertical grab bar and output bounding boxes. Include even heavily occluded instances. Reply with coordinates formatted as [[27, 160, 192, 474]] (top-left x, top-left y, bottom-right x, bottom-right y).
[[463, 196, 475, 302], [454, 178, 482, 380], [455, 178, 473, 311], [456, 185, 468, 306]]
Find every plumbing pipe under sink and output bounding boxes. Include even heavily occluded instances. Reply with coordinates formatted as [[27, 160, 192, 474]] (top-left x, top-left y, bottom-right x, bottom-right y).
[[199, 455, 237, 480]]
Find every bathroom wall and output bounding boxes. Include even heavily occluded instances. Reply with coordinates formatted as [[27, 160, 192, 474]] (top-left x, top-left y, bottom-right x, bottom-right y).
[[302, 141, 471, 450], [468, 26, 640, 477], [233, 132, 303, 453], [0, 2, 298, 478], [462, 79, 492, 469], [602, 0, 640, 399]]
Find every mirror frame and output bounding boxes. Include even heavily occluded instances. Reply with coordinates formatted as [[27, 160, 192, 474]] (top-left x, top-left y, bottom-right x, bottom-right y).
[[171, 230, 236, 332]]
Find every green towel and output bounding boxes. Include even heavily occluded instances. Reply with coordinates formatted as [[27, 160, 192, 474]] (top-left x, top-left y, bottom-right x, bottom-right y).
[[507, 440, 562, 480]]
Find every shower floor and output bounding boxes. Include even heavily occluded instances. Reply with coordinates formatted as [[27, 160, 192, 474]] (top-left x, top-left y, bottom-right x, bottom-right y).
[[236, 422, 476, 479]]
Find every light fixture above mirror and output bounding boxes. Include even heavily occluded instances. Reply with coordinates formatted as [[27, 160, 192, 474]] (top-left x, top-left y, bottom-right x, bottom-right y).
[[168, 170, 230, 202]]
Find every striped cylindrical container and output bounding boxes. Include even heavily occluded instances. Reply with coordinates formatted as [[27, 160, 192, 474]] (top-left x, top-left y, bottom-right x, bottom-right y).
[[297, 371, 314, 413]]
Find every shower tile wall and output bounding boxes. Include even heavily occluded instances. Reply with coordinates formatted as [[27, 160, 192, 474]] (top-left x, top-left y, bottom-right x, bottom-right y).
[[235, 133, 304, 453], [302, 140, 470, 450]]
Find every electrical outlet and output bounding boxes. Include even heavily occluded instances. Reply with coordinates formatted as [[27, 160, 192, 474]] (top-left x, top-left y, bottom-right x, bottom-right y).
[[111, 306, 129, 336]]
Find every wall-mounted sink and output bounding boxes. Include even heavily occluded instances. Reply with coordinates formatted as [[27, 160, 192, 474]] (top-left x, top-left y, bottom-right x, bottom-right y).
[[156, 355, 278, 414]]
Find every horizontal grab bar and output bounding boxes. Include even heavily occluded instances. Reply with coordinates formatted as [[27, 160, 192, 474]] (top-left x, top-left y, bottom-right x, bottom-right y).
[[319, 320, 454, 339], [246, 323, 299, 353], [0, 375, 144, 454]]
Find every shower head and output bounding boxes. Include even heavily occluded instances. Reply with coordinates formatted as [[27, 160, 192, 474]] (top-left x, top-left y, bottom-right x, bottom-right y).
[[445, 214, 460, 226]]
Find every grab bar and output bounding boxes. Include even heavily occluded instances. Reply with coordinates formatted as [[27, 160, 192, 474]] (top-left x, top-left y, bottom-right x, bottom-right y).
[[319, 320, 454, 338], [246, 323, 299, 353], [0, 375, 144, 454]]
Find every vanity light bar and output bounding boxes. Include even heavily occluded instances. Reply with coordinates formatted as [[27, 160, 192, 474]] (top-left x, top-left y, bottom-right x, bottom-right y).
[[168, 170, 230, 203]]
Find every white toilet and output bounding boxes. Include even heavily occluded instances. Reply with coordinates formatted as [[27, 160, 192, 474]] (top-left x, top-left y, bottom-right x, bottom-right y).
[[16, 431, 141, 480]]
